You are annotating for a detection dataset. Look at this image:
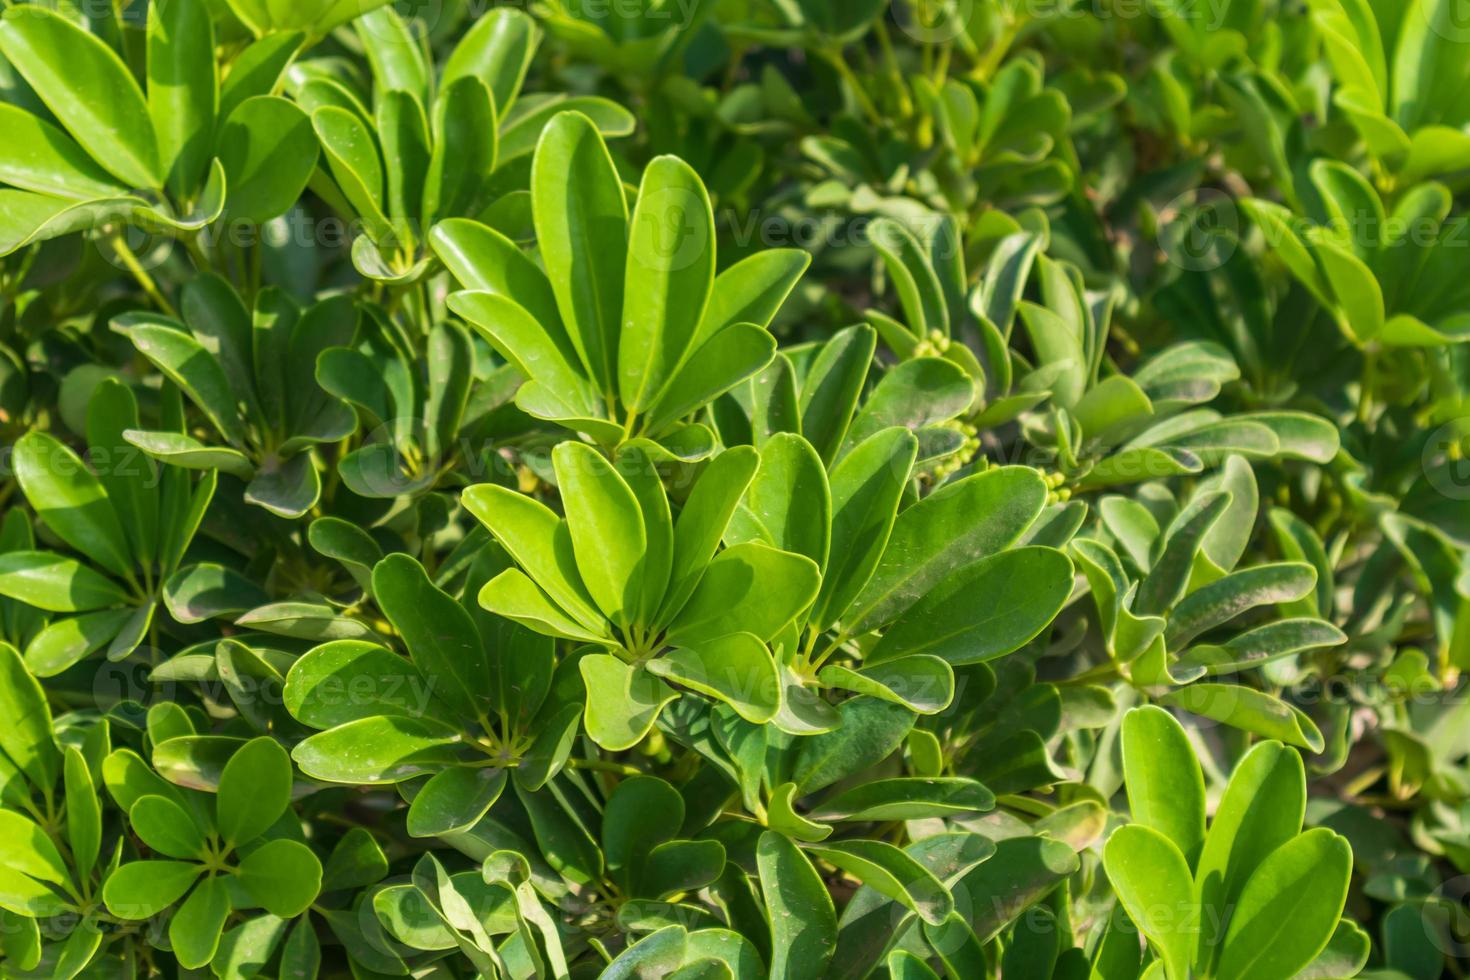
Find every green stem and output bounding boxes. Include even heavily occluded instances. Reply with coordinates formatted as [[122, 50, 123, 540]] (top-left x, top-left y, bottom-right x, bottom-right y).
[[110, 234, 177, 318], [567, 758, 643, 777], [816, 46, 881, 125]]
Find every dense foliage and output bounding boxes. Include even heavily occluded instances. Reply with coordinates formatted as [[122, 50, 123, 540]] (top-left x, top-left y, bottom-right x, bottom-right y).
[[0, 0, 1466, 977]]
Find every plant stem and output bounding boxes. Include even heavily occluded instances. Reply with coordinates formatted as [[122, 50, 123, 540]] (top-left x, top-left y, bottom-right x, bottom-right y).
[[110, 234, 177, 317]]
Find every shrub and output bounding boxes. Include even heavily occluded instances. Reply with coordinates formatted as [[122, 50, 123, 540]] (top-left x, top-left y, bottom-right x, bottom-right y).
[[0, 1, 1465, 977]]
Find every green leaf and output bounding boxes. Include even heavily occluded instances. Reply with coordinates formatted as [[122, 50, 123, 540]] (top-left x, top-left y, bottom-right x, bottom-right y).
[[657, 446, 759, 625], [479, 568, 611, 644], [649, 633, 780, 723], [63, 747, 100, 876], [846, 466, 1046, 631], [1215, 829, 1352, 980], [218, 95, 318, 223], [373, 554, 491, 724], [407, 767, 508, 838], [645, 324, 778, 437], [236, 838, 322, 917], [1159, 684, 1325, 751], [243, 453, 321, 519], [887, 950, 942, 980], [376, 89, 430, 237], [811, 777, 993, 822], [0, 808, 70, 886], [698, 248, 810, 344], [602, 775, 683, 890], [816, 655, 953, 713], [812, 427, 916, 630], [1194, 740, 1305, 968], [533, 111, 628, 396], [579, 654, 677, 751], [1181, 619, 1347, 675], [147, 0, 216, 199], [461, 483, 604, 630], [799, 324, 876, 464], [1121, 705, 1206, 866], [0, 103, 129, 200], [129, 793, 205, 859], [666, 542, 820, 646], [103, 860, 202, 920], [514, 779, 603, 886], [0, 6, 161, 189], [1134, 492, 1231, 616], [869, 217, 949, 338], [285, 639, 439, 729], [0, 641, 61, 789], [844, 358, 974, 449], [758, 832, 836, 980], [13, 430, 134, 579], [642, 840, 726, 900], [620, 155, 716, 412], [726, 432, 831, 570], [868, 546, 1072, 665], [216, 737, 292, 846], [424, 76, 498, 225], [219, 30, 303, 121], [161, 562, 266, 624], [291, 715, 472, 783], [0, 551, 126, 612], [806, 840, 952, 925], [1166, 562, 1318, 647], [170, 873, 230, 969], [112, 317, 247, 447], [1103, 825, 1197, 980], [554, 442, 647, 628], [792, 697, 915, 794], [441, 7, 537, 113], [312, 105, 390, 241]]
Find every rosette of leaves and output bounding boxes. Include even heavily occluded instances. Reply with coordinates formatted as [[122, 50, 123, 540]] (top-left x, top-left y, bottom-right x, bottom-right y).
[[1072, 458, 1348, 747], [1055, 345, 1342, 491], [1103, 706, 1361, 980], [719, 432, 1076, 733], [1245, 163, 1470, 349], [0, 381, 219, 675], [435, 114, 809, 457], [0, 1, 321, 257], [0, 642, 117, 978], [710, 323, 980, 479], [506, 775, 729, 945], [535, 0, 718, 87], [297, 7, 634, 283], [1307, 0, 1470, 185], [797, 54, 1087, 218], [101, 736, 322, 970], [828, 819, 1089, 979], [659, 692, 999, 928], [996, 256, 1336, 489], [909, 55, 1079, 214], [314, 304, 487, 499], [284, 552, 580, 836], [866, 214, 1340, 488], [372, 849, 573, 977], [657, 692, 1085, 979], [111, 274, 358, 518], [864, 212, 1043, 426], [464, 441, 808, 748]]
